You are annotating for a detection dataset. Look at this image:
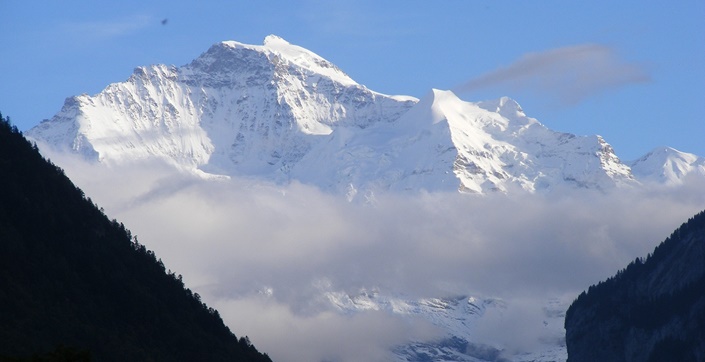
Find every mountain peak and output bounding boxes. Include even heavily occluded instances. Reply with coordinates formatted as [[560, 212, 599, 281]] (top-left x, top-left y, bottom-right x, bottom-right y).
[[211, 35, 356, 87], [476, 96, 525, 119], [630, 146, 705, 185], [263, 34, 289, 46], [644, 146, 689, 158], [27, 37, 665, 196]]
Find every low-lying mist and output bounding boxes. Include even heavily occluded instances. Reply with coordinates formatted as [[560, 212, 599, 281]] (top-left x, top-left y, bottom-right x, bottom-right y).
[[49, 153, 705, 362]]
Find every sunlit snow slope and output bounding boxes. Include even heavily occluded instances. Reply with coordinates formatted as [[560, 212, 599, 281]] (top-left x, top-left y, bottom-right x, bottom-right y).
[[25, 35, 684, 197], [630, 146, 705, 185]]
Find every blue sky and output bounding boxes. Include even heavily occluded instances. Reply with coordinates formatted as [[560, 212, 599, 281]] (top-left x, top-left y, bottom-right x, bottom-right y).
[[1, 0, 703, 160]]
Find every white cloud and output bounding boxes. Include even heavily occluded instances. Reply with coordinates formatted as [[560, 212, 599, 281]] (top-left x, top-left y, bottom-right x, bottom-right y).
[[215, 296, 441, 362], [455, 44, 650, 105], [50, 154, 705, 361]]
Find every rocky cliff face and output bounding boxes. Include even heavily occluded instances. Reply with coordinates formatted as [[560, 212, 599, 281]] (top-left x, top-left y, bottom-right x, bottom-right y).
[[565, 210, 705, 362]]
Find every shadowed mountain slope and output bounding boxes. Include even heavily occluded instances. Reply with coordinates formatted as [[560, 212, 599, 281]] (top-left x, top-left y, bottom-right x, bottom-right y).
[[565, 209, 705, 362], [0, 112, 271, 361]]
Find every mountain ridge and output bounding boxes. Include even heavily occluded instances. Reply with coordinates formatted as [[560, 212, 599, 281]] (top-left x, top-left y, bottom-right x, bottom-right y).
[[26, 35, 703, 196]]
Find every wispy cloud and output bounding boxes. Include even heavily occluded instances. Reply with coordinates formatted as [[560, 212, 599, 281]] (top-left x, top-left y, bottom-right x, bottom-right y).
[[455, 44, 650, 105]]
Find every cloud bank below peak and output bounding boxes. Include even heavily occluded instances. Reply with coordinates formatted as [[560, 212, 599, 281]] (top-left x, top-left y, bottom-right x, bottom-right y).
[[46, 152, 705, 362]]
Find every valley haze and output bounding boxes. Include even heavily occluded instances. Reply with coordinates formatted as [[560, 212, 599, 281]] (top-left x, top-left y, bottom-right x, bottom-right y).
[[23, 34, 705, 362]]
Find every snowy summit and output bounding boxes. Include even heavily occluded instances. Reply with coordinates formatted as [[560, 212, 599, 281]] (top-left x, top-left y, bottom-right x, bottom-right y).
[[27, 35, 701, 197]]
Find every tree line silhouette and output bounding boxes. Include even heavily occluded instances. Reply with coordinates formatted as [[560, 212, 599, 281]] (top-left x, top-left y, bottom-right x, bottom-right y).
[[0, 112, 272, 361], [565, 209, 705, 361]]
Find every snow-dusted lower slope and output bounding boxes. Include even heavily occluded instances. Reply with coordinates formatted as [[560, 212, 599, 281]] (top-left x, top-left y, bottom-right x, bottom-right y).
[[320, 288, 567, 362], [27, 35, 649, 196]]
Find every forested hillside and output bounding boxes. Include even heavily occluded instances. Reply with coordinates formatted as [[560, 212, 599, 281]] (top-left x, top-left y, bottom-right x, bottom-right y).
[[0, 112, 271, 361], [565, 209, 705, 361]]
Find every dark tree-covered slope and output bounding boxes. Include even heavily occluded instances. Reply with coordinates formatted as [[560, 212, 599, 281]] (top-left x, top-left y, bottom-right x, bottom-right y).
[[565, 209, 705, 362], [0, 113, 272, 361]]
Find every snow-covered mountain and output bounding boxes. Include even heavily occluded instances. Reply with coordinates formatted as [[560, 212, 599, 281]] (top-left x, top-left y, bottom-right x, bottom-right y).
[[629, 146, 705, 185], [28, 35, 414, 184], [26, 34, 676, 196], [22, 35, 705, 362]]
